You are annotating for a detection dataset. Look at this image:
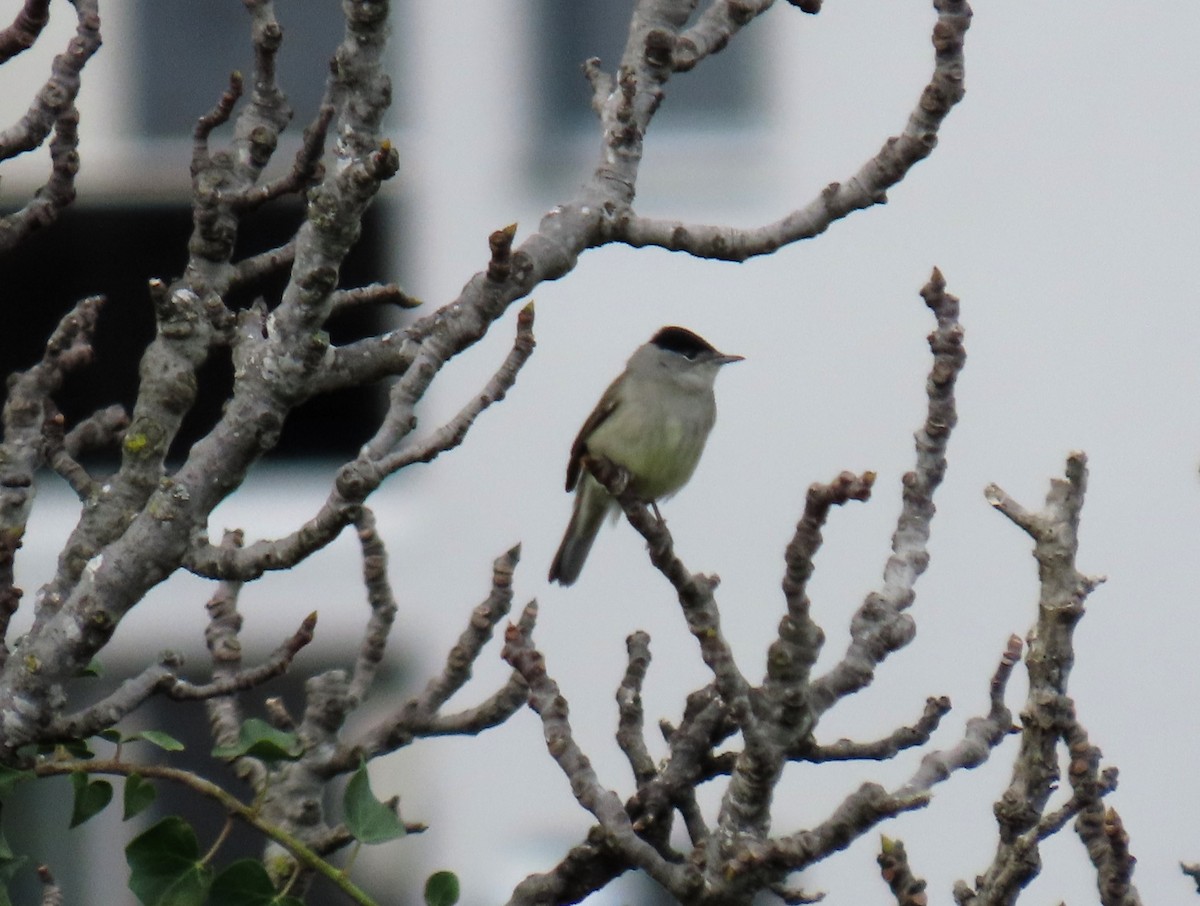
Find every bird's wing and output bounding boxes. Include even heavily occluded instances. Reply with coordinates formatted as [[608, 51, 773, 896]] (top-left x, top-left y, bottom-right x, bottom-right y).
[[564, 380, 622, 492]]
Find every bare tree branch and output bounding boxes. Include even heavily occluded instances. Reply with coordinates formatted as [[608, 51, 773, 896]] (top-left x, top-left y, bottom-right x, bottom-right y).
[[22, 0, 316, 646], [330, 547, 529, 771], [192, 71, 244, 168], [185, 303, 536, 582], [0, 0, 98, 251], [742, 637, 1016, 892], [1, 1, 1125, 902], [416, 672, 529, 737], [800, 694, 951, 762], [330, 282, 423, 314], [764, 782, 930, 879], [592, 450, 784, 887], [0, 0, 50, 63], [0, 294, 105, 662], [0, 105, 81, 250], [227, 105, 333, 211], [616, 630, 657, 787], [896, 635, 1020, 799], [767, 470, 875, 749], [39, 408, 93, 501], [47, 613, 314, 742], [1066, 726, 1137, 905], [203, 528, 262, 787], [674, 0, 771, 72], [957, 455, 1135, 905], [614, 0, 972, 261], [522, 270, 972, 903], [62, 404, 128, 459], [589, 457, 757, 736], [170, 612, 315, 701], [185, 497, 362, 582], [228, 237, 296, 293], [375, 299, 536, 472], [502, 614, 696, 898], [812, 268, 966, 711], [413, 546, 522, 715], [878, 836, 928, 906], [35, 863, 61, 906], [346, 507, 397, 706]]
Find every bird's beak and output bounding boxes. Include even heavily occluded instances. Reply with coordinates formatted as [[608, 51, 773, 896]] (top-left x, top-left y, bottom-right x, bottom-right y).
[[714, 353, 744, 365]]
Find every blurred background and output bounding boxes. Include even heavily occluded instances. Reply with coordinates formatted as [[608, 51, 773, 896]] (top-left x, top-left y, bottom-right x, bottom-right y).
[[4, 0, 1200, 902]]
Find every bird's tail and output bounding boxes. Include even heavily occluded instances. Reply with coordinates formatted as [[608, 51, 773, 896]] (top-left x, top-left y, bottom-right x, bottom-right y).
[[548, 482, 611, 585]]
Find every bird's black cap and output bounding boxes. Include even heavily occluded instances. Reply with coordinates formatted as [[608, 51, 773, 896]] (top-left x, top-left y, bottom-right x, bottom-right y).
[[649, 326, 718, 360]]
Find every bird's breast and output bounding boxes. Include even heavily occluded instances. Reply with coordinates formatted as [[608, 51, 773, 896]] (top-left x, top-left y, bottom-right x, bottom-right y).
[[586, 394, 715, 500]]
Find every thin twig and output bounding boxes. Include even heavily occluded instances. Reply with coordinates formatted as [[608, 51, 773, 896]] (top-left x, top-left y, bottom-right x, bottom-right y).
[[48, 613, 315, 740], [811, 268, 966, 712], [347, 508, 398, 705], [0, 0, 50, 63], [799, 695, 951, 762], [502, 613, 696, 898], [616, 630, 657, 786], [615, 0, 973, 261]]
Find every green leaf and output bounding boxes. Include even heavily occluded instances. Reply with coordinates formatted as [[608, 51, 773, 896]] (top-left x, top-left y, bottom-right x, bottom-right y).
[[209, 860, 304, 906], [79, 658, 104, 678], [424, 871, 460, 906], [69, 772, 114, 827], [212, 719, 301, 762], [95, 728, 185, 751], [132, 730, 186, 752], [0, 825, 29, 906], [0, 765, 33, 799], [343, 762, 405, 844], [124, 773, 157, 820], [56, 738, 94, 759], [126, 817, 212, 906]]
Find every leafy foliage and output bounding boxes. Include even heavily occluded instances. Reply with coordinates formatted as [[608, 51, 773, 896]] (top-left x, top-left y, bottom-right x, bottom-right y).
[[211, 719, 302, 762], [101, 728, 186, 752], [69, 772, 113, 828], [423, 870, 460, 906], [0, 828, 28, 906], [125, 817, 213, 906], [344, 761, 406, 845], [0, 766, 32, 800], [210, 860, 304, 906], [123, 773, 157, 820]]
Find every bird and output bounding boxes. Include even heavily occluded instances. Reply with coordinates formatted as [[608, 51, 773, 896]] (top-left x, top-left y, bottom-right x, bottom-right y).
[[548, 325, 743, 586]]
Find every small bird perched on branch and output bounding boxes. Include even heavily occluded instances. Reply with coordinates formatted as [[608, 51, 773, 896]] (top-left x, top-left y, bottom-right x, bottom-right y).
[[549, 326, 743, 586]]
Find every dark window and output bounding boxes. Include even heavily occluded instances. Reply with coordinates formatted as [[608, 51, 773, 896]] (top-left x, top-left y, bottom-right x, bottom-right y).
[[0, 202, 395, 462], [133, 1, 357, 138], [533, 0, 764, 134]]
